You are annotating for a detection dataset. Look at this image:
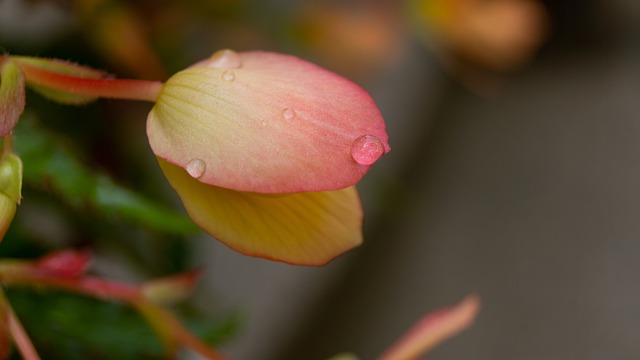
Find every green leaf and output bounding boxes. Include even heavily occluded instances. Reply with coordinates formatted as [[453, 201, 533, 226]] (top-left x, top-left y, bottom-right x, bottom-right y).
[[13, 113, 198, 235]]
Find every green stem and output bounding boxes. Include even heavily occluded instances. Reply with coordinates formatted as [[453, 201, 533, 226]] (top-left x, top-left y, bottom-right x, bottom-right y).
[[17, 62, 163, 102], [1, 134, 13, 159]]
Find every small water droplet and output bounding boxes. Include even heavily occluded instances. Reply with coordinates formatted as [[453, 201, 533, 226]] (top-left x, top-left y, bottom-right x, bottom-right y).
[[186, 158, 206, 179], [221, 70, 236, 81], [282, 108, 296, 120], [351, 135, 385, 166], [208, 49, 242, 68]]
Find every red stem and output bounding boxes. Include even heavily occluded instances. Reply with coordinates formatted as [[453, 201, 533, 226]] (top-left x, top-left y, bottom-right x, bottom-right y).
[[17, 62, 162, 102], [8, 308, 41, 360], [2, 273, 142, 302], [0, 291, 41, 360]]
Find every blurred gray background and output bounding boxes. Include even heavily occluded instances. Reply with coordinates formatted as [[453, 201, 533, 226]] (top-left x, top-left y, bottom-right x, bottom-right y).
[[198, 1, 640, 359]]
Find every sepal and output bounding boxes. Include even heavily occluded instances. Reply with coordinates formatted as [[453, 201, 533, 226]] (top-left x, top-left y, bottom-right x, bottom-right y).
[[0, 60, 25, 136]]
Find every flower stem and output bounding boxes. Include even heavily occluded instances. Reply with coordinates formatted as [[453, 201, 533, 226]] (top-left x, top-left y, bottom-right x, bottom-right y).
[[17, 62, 162, 102], [1, 134, 13, 159]]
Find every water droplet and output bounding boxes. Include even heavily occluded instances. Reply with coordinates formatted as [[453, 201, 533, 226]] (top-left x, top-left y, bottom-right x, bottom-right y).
[[208, 49, 242, 69], [351, 135, 385, 166], [282, 108, 296, 120], [186, 158, 206, 179], [221, 70, 236, 81]]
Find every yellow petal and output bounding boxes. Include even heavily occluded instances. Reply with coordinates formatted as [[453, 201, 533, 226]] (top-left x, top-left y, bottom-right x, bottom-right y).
[[158, 158, 363, 265]]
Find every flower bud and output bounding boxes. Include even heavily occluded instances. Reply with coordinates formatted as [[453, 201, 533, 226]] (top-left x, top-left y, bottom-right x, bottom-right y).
[[0, 153, 22, 241]]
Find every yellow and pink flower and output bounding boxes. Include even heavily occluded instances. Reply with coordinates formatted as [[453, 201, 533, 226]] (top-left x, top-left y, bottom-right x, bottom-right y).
[[149, 50, 390, 265]]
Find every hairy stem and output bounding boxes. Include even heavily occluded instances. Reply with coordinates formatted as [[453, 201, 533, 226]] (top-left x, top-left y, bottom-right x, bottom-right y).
[[17, 62, 163, 102]]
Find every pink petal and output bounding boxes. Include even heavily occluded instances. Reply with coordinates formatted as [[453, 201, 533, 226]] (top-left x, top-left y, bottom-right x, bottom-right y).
[[147, 50, 389, 193]]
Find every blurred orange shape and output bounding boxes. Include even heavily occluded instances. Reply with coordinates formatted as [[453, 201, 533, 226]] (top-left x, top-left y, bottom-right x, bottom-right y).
[[416, 0, 548, 71]]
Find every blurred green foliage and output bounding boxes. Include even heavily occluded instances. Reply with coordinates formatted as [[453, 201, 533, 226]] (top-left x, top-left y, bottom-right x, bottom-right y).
[[0, 109, 240, 356], [6, 288, 240, 360], [15, 111, 198, 237]]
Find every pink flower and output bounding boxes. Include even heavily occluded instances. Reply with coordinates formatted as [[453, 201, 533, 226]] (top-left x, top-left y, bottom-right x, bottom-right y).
[[147, 50, 390, 265]]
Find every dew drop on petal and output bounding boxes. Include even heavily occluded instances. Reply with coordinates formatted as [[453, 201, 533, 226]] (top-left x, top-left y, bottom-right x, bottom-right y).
[[351, 135, 385, 166], [222, 70, 236, 81], [282, 108, 296, 120], [186, 158, 206, 179], [208, 49, 242, 69]]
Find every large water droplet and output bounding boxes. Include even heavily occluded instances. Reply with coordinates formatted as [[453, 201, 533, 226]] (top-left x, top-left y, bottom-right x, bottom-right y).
[[351, 135, 385, 166], [186, 158, 206, 179], [208, 49, 242, 69], [221, 70, 236, 81], [282, 108, 296, 120]]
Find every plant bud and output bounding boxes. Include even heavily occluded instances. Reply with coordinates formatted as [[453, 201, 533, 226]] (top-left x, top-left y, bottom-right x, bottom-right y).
[[0, 153, 22, 241]]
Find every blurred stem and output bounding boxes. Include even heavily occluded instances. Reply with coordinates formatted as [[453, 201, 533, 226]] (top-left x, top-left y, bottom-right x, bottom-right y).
[[2, 134, 14, 159], [0, 290, 41, 360], [0, 272, 141, 302], [0, 264, 226, 359], [135, 301, 228, 360], [17, 62, 162, 102]]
